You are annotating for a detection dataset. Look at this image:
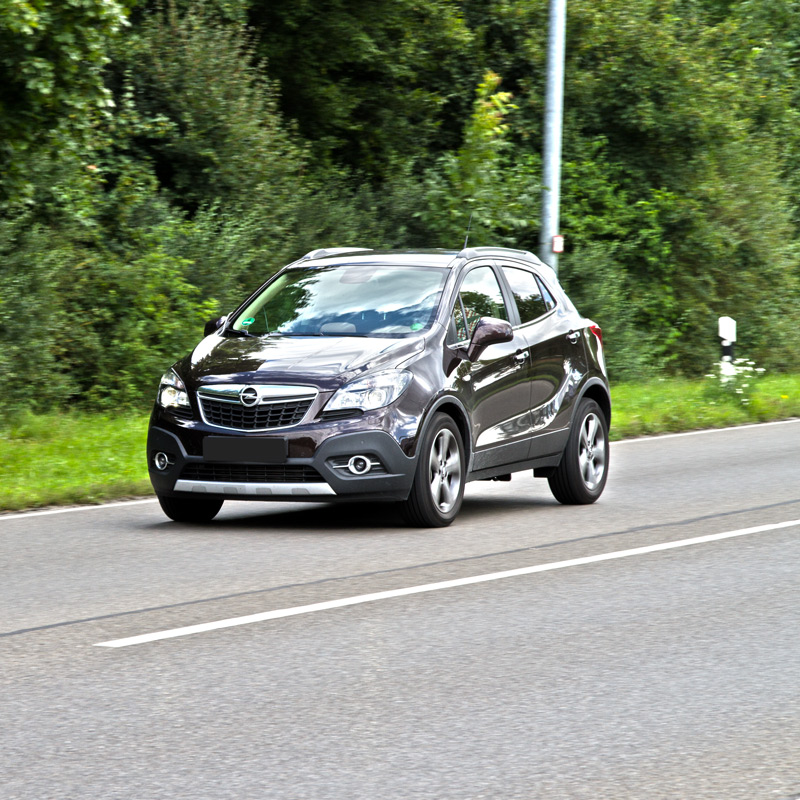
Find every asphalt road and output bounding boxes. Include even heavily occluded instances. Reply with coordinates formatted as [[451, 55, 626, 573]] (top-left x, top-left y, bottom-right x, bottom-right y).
[[2, 419, 800, 799]]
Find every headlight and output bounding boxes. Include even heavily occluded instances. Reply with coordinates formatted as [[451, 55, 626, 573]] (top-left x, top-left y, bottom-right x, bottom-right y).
[[157, 369, 190, 409], [326, 370, 412, 412]]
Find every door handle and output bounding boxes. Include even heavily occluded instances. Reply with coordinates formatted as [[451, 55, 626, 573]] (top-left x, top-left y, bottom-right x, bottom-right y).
[[514, 350, 530, 364], [566, 330, 581, 345]]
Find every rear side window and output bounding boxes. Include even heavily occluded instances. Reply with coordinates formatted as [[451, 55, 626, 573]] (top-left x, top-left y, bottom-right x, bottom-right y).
[[502, 266, 549, 324], [452, 266, 509, 341], [537, 277, 557, 311]]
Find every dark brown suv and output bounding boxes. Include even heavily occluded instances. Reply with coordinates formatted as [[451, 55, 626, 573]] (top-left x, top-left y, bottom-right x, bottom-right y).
[[148, 247, 610, 526]]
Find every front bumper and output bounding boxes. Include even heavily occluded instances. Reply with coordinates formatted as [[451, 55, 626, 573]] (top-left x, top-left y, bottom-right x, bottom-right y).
[[147, 421, 418, 503]]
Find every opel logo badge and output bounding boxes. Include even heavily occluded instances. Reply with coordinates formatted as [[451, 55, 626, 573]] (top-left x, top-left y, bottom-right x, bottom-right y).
[[239, 386, 259, 406]]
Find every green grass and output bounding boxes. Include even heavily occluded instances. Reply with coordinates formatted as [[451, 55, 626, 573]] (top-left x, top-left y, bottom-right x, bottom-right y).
[[0, 411, 152, 512], [610, 373, 800, 439], [1, 374, 799, 512]]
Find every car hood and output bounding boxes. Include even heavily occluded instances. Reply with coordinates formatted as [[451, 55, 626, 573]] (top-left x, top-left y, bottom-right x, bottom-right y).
[[182, 333, 424, 389]]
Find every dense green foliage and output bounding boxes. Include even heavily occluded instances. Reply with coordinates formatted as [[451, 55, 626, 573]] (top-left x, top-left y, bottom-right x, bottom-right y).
[[1, 0, 799, 415], [0, 0, 129, 203]]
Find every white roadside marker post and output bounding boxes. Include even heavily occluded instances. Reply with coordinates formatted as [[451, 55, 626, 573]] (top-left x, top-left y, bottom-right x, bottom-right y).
[[718, 315, 737, 379]]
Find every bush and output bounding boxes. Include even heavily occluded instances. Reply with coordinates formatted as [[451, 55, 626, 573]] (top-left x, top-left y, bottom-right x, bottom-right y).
[[0, 215, 77, 413]]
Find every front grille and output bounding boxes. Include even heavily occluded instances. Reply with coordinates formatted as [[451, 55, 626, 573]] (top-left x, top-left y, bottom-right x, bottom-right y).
[[200, 398, 312, 430], [170, 405, 194, 421], [181, 463, 324, 483], [319, 409, 364, 422]]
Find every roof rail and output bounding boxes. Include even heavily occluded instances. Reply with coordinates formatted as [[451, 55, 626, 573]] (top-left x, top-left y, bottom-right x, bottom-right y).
[[457, 246, 538, 261], [301, 247, 372, 261]]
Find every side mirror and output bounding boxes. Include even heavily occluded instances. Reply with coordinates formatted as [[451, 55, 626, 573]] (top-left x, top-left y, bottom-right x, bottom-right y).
[[204, 315, 228, 337], [466, 317, 514, 362]]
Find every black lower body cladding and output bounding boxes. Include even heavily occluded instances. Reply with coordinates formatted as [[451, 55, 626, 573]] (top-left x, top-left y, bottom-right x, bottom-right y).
[[147, 425, 417, 503]]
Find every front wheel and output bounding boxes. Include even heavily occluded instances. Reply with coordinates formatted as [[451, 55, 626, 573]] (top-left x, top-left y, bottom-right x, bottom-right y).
[[548, 399, 609, 505], [401, 413, 465, 527], [157, 494, 224, 523]]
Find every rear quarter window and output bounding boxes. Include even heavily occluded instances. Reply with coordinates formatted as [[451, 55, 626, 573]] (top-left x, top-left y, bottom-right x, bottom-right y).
[[502, 266, 549, 324]]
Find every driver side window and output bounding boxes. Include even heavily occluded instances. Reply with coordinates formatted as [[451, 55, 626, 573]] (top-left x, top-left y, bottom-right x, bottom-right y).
[[451, 266, 509, 343]]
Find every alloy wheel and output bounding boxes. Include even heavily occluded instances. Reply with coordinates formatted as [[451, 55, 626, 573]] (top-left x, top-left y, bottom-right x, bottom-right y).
[[427, 428, 463, 513], [578, 411, 606, 491]]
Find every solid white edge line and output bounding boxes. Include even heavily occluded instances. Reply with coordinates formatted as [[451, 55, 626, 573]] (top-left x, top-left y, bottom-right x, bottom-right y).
[[0, 498, 157, 521], [613, 417, 799, 444], [95, 517, 800, 648]]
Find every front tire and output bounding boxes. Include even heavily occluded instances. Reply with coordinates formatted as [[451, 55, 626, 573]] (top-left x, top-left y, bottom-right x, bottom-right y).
[[401, 413, 465, 527], [548, 399, 609, 505], [157, 494, 224, 523]]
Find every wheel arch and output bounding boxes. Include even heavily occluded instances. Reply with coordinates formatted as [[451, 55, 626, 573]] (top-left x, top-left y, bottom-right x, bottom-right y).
[[417, 395, 472, 467], [576, 378, 611, 427]]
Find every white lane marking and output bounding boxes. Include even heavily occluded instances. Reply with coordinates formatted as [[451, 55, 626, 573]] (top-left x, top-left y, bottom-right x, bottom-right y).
[[95, 518, 800, 648], [614, 417, 799, 444], [0, 498, 157, 521]]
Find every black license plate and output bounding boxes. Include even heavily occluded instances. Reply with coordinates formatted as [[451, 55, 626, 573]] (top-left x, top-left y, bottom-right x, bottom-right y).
[[203, 437, 287, 463]]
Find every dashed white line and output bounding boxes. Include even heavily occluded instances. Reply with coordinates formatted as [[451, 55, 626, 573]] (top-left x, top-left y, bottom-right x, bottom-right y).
[[95, 517, 800, 648]]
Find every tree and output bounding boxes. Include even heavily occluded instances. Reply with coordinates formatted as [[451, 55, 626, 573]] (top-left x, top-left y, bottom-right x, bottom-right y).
[[559, 0, 799, 373], [0, 0, 129, 205], [246, 0, 477, 182], [415, 71, 539, 248]]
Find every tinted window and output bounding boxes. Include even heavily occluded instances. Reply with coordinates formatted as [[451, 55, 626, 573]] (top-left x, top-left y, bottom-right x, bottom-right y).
[[231, 265, 447, 338], [537, 277, 557, 311], [451, 300, 468, 342], [452, 266, 508, 341], [502, 266, 548, 324]]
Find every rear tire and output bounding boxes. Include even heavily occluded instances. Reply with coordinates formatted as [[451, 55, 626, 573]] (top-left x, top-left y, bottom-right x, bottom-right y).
[[548, 399, 609, 505], [401, 413, 465, 527], [157, 494, 224, 523]]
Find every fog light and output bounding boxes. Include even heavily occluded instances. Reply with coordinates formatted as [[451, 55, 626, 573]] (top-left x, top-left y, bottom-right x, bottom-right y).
[[347, 455, 372, 475], [154, 452, 171, 471]]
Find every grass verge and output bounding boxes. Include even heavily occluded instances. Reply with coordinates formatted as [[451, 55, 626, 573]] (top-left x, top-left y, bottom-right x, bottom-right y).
[[1, 374, 799, 512], [0, 412, 152, 512], [611, 373, 800, 438]]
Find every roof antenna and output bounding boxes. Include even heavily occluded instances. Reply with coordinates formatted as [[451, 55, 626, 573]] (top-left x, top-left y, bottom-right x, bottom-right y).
[[463, 212, 473, 250]]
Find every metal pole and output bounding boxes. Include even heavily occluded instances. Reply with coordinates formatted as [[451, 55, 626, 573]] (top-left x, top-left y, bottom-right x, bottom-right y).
[[540, 0, 566, 274]]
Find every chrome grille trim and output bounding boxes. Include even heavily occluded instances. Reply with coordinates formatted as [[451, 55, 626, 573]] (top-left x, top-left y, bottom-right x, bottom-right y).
[[196, 384, 318, 431], [197, 384, 317, 402]]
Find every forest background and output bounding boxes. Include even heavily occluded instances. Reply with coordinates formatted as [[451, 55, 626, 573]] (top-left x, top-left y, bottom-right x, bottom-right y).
[[2, 0, 800, 417]]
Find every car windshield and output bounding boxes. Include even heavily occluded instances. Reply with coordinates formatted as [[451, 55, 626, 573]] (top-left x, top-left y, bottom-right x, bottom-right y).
[[230, 264, 448, 338]]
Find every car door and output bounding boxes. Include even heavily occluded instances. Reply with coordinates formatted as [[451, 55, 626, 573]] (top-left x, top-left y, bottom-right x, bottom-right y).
[[447, 263, 533, 471], [498, 263, 588, 459]]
